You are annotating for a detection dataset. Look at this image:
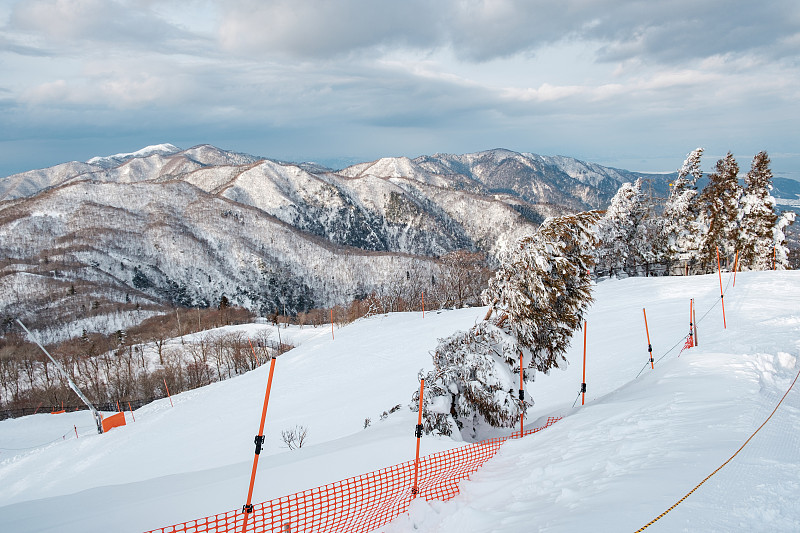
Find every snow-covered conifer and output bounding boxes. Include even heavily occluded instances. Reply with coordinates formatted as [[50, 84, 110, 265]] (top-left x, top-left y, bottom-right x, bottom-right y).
[[739, 151, 779, 270], [773, 211, 796, 270], [412, 322, 526, 437], [697, 152, 742, 272], [483, 210, 600, 371], [413, 211, 600, 439], [595, 179, 660, 275], [661, 148, 704, 270]]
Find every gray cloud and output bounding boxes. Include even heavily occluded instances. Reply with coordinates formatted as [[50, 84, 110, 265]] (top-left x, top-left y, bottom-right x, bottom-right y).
[[5, 0, 798, 66], [6, 0, 209, 55], [0, 35, 54, 57], [588, 0, 800, 63], [216, 0, 443, 59], [212, 0, 799, 64], [1, 0, 799, 179]]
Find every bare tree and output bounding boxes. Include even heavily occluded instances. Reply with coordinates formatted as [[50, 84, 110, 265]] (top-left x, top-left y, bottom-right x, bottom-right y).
[[438, 250, 492, 308], [281, 425, 309, 450], [250, 329, 274, 367]]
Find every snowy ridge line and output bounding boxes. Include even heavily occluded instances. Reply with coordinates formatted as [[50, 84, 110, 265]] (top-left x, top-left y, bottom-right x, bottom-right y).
[[635, 363, 800, 532], [144, 417, 562, 533]]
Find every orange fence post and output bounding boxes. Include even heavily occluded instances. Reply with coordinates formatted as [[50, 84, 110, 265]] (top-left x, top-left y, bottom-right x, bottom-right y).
[[164, 378, 174, 407], [128, 402, 135, 422], [518, 352, 525, 436], [716, 246, 726, 329], [581, 321, 588, 405], [412, 378, 425, 496], [773, 246, 776, 270], [688, 299, 694, 348], [693, 304, 698, 347], [643, 308, 654, 369], [733, 250, 739, 287], [241, 357, 278, 532], [74, 425, 79, 439], [248, 339, 260, 368], [331, 309, 334, 340]]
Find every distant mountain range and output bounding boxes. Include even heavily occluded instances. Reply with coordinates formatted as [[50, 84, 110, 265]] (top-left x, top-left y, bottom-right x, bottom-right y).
[[1, 144, 795, 338]]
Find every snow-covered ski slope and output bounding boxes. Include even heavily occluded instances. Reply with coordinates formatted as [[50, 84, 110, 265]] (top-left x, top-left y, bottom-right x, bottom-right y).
[[1, 271, 799, 532]]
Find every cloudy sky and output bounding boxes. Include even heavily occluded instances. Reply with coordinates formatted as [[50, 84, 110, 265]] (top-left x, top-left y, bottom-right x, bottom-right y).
[[1, 0, 799, 178]]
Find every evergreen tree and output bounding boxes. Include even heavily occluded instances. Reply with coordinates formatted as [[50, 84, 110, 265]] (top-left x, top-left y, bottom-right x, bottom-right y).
[[661, 148, 704, 271], [697, 152, 742, 272], [641, 199, 669, 273], [739, 151, 779, 270], [595, 179, 660, 275], [483, 210, 600, 371], [412, 211, 600, 439], [774, 211, 796, 270], [411, 322, 528, 437]]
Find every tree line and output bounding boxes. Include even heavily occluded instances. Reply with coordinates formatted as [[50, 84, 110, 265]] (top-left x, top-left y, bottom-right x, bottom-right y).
[[0, 305, 260, 414], [0, 250, 492, 415], [413, 150, 797, 440], [594, 149, 795, 276]]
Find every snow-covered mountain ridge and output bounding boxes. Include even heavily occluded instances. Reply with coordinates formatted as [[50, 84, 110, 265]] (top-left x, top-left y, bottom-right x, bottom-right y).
[[1, 144, 665, 207], [0, 144, 661, 334], [13, 143, 794, 339], [86, 143, 182, 168]]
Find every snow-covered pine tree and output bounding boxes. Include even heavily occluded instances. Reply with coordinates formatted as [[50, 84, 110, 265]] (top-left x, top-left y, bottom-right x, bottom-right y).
[[594, 179, 660, 275], [774, 210, 796, 270], [412, 211, 600, 439], [739, 151, 779, 270], [411, 322, 528, 437], [641, 200, 669, 273], [595, 181, 636, 275], [697, 152, 742, 272], [661, 148, 704, 272], [483, 210, 600, 372]]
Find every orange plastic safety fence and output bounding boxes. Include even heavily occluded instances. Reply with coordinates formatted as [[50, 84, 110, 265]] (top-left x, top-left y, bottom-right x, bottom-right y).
[[145, 417, 560, 533], [102, 411, 126, 432]]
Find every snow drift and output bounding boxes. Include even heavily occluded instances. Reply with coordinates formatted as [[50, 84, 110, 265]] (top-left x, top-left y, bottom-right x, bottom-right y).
[[1, 271, 799, 532]]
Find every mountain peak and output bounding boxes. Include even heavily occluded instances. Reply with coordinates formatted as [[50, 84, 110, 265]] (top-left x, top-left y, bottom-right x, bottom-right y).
[[86, 144, 182, 167]]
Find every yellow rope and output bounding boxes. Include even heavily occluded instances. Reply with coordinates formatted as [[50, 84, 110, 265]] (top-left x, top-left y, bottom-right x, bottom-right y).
[[635, 364, 800, 532]]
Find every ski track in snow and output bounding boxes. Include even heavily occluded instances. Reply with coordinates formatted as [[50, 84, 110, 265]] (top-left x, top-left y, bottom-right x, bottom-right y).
[[1, 272, 799, 532]]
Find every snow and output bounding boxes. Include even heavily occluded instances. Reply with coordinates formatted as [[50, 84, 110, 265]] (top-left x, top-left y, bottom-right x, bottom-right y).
[[0, 161, 100, 201], [776, 198, 800, 206], [2, 272, 800, 532], [86, 144, 181, 166]]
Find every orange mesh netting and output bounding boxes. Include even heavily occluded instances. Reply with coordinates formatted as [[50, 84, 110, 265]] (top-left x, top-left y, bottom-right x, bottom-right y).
[[145, 416, 560, 533]]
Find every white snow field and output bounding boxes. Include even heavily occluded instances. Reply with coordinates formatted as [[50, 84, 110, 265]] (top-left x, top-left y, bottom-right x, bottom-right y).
[[1, 271, 799, 532]]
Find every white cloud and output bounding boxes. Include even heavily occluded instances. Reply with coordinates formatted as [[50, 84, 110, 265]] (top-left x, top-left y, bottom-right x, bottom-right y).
[[23, 79, 72, 104], [502, 83, 585, 103], [99, 74, 173, 107], [19, 57, 196, 109]]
